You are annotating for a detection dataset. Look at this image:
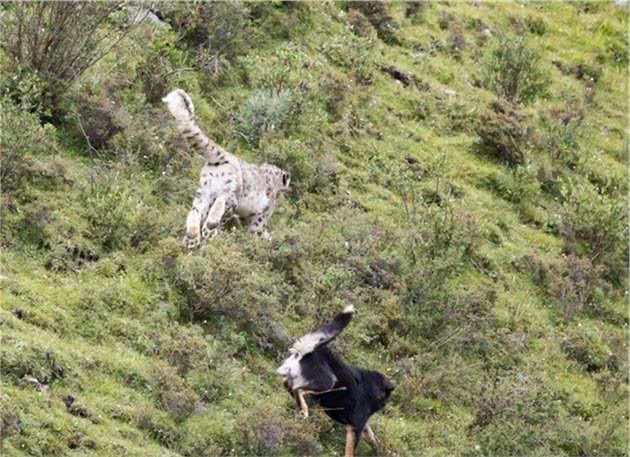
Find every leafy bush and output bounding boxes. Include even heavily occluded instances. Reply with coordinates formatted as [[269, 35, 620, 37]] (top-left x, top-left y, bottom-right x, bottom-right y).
[[476, 99, 532, 167], [346, 8, 375, 38], [559, 179, 627, 280], [108, 105, 191, 173], [258, 136, 338, 196], [414, 90, 480, 134], [447, 23, 467, 58], [172, 241, 291, 353], [562, 322, 617, 372], [134, 27, 189, 104], [238, 90, 293, 145], [241, 42, 315, 92], [73, 93, 122, 151], [162, 1, 251, 78], [0, 100, 61, 195], [395, 159, 481, 338], [471, 371, 568, 456], [481, 34, 550, 104], [536, 104, 585, 167], [80, 171, 137, 251], [319, 33, 375, 85]]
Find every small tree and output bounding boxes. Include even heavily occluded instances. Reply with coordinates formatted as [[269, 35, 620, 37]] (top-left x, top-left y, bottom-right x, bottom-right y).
[[481, 34, 550, 105]]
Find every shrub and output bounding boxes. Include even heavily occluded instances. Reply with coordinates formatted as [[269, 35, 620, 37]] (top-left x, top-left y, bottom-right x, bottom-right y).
[[471, 371, 566, 455], [447, 23, 467, 58], [319, 33, 375, 85], [559, 179, 627, 280], [536, 104, 585, 167], [0, 61, 50, 116], [162, 1, 250, 77], [486, 164, 542, 205], [522, 253, 611, 321], [153, 365, 200, 423], [109, 106, 191, 173], [0, 3, 141, 113], [346, 9, 375, 38], [237, 90, 293, 145], [395, 159, 481, 338], [0, 339, 70, 386], [0, 100, 61, 195], [172, 240, 291, 353], [80, 170, 136, 251], [73, 93, 121, 151], [345, 2, 400, 44], [258, 136, 338, 196], [476, 99, 532, 168], [240, 42, 314, 93], [414, 90, 480, 134], [134, 27, 189, 105], [562, 322, 617, 372], [481, 34, 550, 104], [405, 1, 429, 21], [135, 405, 181, 448]]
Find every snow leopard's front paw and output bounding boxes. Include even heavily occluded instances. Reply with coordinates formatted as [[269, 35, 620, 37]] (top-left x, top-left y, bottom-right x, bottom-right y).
[[182, 234, 200, 249], [201, 224, 219, 241], [183, 225, 201, 249]]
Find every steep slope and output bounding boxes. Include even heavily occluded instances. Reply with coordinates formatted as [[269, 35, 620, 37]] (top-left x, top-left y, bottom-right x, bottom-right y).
[[1, 2, 627, 456]]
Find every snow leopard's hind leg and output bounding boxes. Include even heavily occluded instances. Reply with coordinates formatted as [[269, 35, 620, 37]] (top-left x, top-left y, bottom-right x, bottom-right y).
[[245, 208, 273, 241]]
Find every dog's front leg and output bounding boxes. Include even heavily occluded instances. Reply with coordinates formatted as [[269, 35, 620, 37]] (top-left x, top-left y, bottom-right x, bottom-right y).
[[362, 423, 378, 448], [297, 389, 310, 418], [345, 425, 356, 457]]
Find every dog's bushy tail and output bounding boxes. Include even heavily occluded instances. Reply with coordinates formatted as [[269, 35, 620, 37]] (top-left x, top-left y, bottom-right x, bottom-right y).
[[292, 305, 355, 356], [162, 89, 229, 164]]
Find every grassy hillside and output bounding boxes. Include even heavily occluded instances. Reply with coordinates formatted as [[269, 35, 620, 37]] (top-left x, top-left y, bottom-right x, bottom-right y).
[[1, 2, 628, 456]]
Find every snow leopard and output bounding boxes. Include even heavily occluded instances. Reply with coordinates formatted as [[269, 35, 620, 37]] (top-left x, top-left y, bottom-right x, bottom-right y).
[[163, 89, 290, 248]]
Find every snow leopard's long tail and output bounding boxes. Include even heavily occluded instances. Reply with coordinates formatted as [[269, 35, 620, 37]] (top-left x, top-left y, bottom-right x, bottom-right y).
[[162, 89, 229, 165]]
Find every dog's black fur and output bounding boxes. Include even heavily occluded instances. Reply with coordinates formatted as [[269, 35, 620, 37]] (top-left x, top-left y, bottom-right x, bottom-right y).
[[280, 308, 394, 452], [309, 346, 394, 445]]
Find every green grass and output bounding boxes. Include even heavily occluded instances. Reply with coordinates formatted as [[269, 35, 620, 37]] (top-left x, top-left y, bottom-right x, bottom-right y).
[[1, 2, 627, 456]]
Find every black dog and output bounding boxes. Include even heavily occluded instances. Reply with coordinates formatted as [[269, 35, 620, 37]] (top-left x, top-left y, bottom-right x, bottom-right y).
[[277, 306, 394, 457]]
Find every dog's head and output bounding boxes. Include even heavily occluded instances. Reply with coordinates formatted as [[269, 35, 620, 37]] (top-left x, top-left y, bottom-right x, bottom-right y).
[[365, 370, 395, 413]]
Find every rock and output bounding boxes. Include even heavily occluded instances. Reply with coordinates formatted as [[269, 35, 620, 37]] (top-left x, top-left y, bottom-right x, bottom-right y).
[[381, 65, 414, 87]]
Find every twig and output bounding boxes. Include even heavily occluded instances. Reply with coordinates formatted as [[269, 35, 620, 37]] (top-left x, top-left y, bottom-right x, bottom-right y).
[[75, 113, 98, 157]]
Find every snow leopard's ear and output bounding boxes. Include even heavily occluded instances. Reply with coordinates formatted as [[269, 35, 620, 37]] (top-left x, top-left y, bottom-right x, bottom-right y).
[[282, 172, 290, 189]]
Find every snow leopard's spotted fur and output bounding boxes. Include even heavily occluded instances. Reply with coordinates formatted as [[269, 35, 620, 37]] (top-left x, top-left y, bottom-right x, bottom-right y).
[[163, 89, 290, 248]]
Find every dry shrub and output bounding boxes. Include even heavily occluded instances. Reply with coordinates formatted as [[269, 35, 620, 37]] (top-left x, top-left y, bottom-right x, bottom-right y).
[[477, 99, 531, 168], [522, 253, 610, 321], [162, 1, 250, 77], [74, 93, 121, 150], [153, 365, 200, 423], [346, 9, 375, 38], [0, 2, 142, 113], [346, 1, 400, 44]]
